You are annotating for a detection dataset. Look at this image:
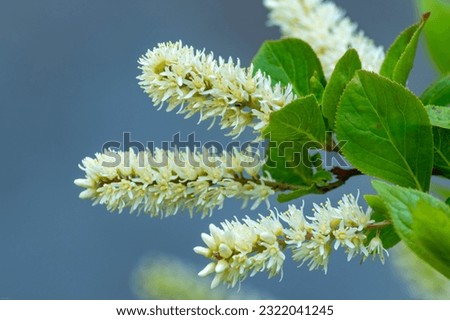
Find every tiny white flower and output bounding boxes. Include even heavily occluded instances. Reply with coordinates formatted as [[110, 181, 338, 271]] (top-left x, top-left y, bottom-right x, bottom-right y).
[[345, 232, 368, 262], [193, 246, 210, 258], [218, 243, 233, 259], [332, 223, 358, 250], [280, 204, 311, 246], [366, 235, 389, 264], [337, 192, 373, 229], [198, 262, 216, 277], [215, 260, 229, 273]]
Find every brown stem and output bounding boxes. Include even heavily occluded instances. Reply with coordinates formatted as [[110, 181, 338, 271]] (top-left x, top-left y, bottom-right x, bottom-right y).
[[325, 134, 341, 153], [231, 175, 300, 192], [432, 167, 445, 176], [233, 167, 362, 194], [316, 180, 344, 193], [331, 167, 362, 183], [235, 176, 346, 194], [366, 220, 392, 230], [95, 165, 362, 197], [263, 180, 302, 191]]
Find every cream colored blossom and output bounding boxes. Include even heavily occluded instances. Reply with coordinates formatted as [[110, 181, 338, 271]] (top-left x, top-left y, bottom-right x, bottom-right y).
[[195, 193, 387, 288], [74, 148, 274, 217], [138, 41, 296, 137], [366, 235, 389, 264], [263, 0, 385, 78], [194, 213, 285, 288]]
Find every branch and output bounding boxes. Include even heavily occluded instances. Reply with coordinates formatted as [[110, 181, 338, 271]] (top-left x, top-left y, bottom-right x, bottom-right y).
[[366, 220, 392, 230], [331, 167, 362, 183], [247, 167, 363, 194]]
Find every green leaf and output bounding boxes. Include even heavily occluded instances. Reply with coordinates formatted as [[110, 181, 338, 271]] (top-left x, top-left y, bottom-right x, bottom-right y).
[[252, 38, 326, 96], [421, 74, 450, 106], [380, 13, 429, 85], [365, 194, 389, 217], [322, 49, 361, 129], [265, 142, 330, 200], [335, 71, 433, 191], [413, 200, 450, 278], [417, 0, 450, 74], [433, 127, 450, 178], [373, 181, 450, 279], [364, 194, 401, 249], [263, 95, 326, 146], [309, 71, 325, 102], [311, 169, 333, 187], [425, 105, 450, 129], [277, 185, 318, 203], [264, 140, 314, 186], [421, 77, 450, 177]]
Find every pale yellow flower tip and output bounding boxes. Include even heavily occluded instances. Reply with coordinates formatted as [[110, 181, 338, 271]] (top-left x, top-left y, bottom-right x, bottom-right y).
[[198, 262, 216, 277], [193, 246, 210, 258]]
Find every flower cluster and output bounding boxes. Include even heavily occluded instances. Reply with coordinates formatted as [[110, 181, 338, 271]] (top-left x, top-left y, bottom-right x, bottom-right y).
[[138, 41, 296, 137], [74, 148, 275, 217], [195, 193, 388, 288], [263, 0, 385, 78], [194, 214, 286, 288]]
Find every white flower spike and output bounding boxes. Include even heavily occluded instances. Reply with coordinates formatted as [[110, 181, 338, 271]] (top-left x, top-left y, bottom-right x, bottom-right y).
[[74, 148, 275, 217], [138, 41, 296, 137], [195, 193, 387, 288]]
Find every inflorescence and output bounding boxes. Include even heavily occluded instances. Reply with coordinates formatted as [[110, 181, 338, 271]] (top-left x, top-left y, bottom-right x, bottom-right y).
[[194, 194, 388, 288], [74, 148, 275, 217], [138, 41, 296, 138]]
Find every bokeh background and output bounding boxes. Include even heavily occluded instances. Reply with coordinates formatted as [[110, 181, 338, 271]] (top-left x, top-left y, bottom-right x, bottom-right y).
[[0, 0, 438, 299]]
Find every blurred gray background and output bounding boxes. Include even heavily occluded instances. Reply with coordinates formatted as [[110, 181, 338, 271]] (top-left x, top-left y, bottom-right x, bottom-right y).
[[0, 0, 437, 299]]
